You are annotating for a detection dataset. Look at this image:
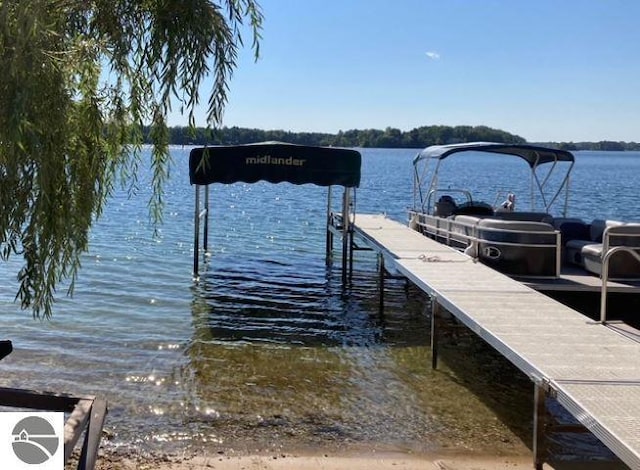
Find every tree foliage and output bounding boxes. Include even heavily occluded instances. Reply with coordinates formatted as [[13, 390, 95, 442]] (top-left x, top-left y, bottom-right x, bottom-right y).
[[552, 141, 638, 151], [0, 0, 262, 317]]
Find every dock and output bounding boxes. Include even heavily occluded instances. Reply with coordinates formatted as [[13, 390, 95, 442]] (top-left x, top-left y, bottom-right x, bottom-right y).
[[350, 213, 640, 469]]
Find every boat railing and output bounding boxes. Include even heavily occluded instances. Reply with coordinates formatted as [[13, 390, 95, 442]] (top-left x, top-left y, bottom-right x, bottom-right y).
[[409, 210, 562, 278], [599, 224, 640, 323]]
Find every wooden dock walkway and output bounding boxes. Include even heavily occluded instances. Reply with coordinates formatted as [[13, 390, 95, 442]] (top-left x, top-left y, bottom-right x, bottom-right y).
[[351, 213, 640, 470]]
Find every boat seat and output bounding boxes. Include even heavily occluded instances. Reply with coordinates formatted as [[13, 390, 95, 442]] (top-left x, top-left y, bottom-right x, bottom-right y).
[[452, 203, 494, 217], [491, 211, 553, 223], [565, 220, 640, 277], [553, 219, 591, 255], [476, 218, 556, 241], [434, 195, 457, 217], [589, 218, 622, 242], [552, 217, 586, 228], [452, 215, 483, 226]]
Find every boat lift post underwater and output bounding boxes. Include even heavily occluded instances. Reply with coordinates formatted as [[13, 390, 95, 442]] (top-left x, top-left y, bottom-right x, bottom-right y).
[[189, 142, 362, 283]]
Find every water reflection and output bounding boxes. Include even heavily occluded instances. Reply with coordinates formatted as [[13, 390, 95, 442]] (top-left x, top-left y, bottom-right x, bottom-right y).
[[181, 252, 534, 455], [192, 256, 381, 347]]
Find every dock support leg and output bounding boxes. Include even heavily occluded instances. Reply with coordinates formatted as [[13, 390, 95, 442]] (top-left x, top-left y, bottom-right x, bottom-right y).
[[341, 189, 350, 285], [348, 228, 354, 282], [431, 299, 439, 370], [326, 187, 333, 266], [378, 254, 385, 315], [533, 383, 547, 470]]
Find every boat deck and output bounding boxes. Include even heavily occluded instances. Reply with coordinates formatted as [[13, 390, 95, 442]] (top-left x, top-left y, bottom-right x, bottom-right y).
[[351, 213, 640, 469], [520, 266, 640, 293]]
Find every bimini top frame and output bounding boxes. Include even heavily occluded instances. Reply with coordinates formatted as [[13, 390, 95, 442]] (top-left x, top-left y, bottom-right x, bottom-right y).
[[412, 142, 575, 216], [189, 142, 361, 281]]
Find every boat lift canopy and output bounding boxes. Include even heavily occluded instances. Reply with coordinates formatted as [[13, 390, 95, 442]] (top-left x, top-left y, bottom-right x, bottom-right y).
[[189, 142, 361, 187], [190, 142, 361, 281]]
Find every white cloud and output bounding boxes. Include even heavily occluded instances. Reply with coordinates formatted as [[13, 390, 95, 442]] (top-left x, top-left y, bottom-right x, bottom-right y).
[[425, 51, 441, 60]]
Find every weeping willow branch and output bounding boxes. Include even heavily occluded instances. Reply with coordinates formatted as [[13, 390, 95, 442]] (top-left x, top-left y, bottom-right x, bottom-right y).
[[0, 0, 263, 317]]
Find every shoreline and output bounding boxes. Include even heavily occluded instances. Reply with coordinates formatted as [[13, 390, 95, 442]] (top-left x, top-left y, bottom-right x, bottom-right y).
[[86, 448, 625, 470], [81, 437, 628, 470], [88, 449, 540, 470]]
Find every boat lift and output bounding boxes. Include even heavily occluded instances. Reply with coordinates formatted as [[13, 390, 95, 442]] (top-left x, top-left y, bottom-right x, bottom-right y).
[[189, 142, 361, 283]]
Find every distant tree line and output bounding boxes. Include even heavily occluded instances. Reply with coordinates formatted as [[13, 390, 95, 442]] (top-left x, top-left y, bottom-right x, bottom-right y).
[[150, 125, 526, 148], [149, 125, 640, 151], [538, 141, 640, 151]]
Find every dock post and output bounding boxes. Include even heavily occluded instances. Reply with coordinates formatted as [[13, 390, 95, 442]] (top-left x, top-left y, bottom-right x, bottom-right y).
[[193, 185, 200, 279], [431, 298, 439, 369], [533, 383, 548, 470], [341, 188, 350, 284], [378, 253, 385, 315], [348, 214, 355, 281]]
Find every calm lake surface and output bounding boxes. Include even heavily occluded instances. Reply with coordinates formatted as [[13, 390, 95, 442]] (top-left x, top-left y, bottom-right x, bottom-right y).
[[1, 148, 638, 459]]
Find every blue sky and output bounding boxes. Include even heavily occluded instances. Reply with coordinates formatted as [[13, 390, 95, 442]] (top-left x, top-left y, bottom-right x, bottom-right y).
[[168, 0, 640, 142]]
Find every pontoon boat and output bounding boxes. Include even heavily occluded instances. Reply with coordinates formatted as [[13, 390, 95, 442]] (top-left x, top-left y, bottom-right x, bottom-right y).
[[408, 142, 640, 320]]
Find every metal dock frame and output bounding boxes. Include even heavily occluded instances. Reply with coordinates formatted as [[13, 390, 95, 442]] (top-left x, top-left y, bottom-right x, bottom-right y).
[[325, 185, 358, 284], [350, 213, 640, 470]]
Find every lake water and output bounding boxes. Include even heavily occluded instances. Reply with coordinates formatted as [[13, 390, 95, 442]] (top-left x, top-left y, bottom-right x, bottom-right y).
[[1, 148, 638, 460]]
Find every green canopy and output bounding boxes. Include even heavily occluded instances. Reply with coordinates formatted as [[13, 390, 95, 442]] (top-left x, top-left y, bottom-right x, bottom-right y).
[[190, 142, 361, 187]]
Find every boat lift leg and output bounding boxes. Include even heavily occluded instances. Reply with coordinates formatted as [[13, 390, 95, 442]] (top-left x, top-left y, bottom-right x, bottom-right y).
[[378, 253, 385, 315], [326, 186, 333, 266], [348, 227, 355, 281], [203, 185, 210, 254], [326, 225, 334, 266], [341, 188, 350, 285], [431, 298, 440, 370], [193, 185, 200, 279], [533, 383, 548, 470]]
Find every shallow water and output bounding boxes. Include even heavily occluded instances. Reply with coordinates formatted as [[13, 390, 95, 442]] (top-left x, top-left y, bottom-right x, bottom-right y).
[[1, 147, 638, 460]]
